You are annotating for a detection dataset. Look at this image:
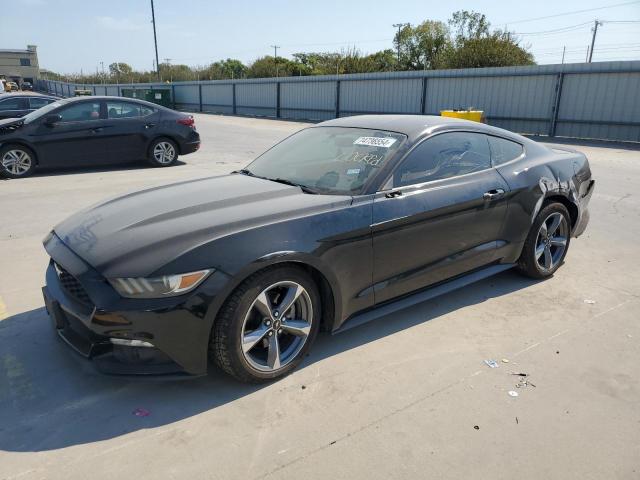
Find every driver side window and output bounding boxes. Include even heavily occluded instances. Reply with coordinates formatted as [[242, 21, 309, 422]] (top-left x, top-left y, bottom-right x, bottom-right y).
[[393, 132, 491, 187]]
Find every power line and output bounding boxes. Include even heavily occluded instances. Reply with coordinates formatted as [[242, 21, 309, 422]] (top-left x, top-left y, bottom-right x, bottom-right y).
[[501, 1, 640, 25]]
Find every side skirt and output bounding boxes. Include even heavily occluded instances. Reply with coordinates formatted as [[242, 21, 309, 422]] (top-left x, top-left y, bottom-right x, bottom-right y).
[[333, 263, 515, 334]]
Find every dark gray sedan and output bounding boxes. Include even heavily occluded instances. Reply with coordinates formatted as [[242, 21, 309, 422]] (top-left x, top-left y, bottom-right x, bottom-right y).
[[42, 115, 594, 382]]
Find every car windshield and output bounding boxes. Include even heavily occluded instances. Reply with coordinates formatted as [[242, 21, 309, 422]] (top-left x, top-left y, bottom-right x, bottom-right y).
[[22, 100, 64, 123], [245, 127, 406, 195]]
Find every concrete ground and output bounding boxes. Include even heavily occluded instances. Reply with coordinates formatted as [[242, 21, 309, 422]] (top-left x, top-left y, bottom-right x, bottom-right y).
[[0, 114, 638, 480]]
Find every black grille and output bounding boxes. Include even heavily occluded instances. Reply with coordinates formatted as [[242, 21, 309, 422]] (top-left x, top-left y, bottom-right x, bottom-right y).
[[54, 262, 92, 306]]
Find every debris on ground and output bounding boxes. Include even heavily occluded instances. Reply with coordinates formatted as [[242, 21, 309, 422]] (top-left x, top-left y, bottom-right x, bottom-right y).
[[301, 385, 306, 390], [584, 299, 596, 304], [474, 425, 480, 430], [511, 372, 528, 377], [516, 417, 519, 424], [501, 358, 510, 363], [508, 391, 519, 397], [484, 359, 499, 368], [132, 408, 150, 417], [510, 372, 536, 388]]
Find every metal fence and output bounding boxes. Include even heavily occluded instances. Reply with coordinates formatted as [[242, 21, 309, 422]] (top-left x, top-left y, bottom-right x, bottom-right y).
[[39, 61, 640, 142]]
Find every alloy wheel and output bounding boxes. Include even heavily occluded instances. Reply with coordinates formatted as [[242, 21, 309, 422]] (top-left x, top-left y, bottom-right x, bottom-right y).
[[2, 149, 32, 176], [535, 212, 568, 271], [241, 281, 313, 372], [153, 142, 176, 164]]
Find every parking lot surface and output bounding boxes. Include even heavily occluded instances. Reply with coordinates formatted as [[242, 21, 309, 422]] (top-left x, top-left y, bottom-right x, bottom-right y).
[[0, 113, 638, 480]]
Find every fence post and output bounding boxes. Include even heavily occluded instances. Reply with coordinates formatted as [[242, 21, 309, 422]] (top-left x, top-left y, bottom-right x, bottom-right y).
[[232, 83, 237, 115], [549, 73, 565, 137], [335, 80, 341, 118], [420, 77, 428, 114], [198, 83, 203, 112], [275, 82, 281, 118]]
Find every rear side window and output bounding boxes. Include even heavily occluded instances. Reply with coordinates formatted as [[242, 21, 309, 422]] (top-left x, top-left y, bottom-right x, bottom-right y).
[[58, 102, 101, 122], [488, 136, 524, 165], [107, 101, 155, 119], [29, 97, 53, 109], [393, 132, 491, 187]]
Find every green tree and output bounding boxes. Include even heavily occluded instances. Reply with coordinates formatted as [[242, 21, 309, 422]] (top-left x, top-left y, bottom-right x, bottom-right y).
[[394, 20, 450, 70], [449, 10, 490, 44], [443, 31, 534, 68]]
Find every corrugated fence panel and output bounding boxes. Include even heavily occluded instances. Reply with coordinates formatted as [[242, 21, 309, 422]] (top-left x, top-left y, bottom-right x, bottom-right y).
[[201, 83, 233, 114], [236, 83, 277, 117], [425, 75, 557, 135], [38, 62, 640, 142], [280, 81, 335, 120], [173, 84, 199, 109], [557, 72, 640, 142], [339, 78, 422, 115]]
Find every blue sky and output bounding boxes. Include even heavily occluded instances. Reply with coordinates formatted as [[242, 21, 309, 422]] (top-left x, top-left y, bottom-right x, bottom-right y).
[[1, 0, 639, 74]]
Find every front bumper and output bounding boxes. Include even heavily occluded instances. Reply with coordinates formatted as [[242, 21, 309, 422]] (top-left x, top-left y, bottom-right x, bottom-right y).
[[43, 234, 229, 377]]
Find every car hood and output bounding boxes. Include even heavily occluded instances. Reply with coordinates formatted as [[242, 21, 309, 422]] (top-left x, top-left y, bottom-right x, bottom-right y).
[[53, 174, 352, 278]]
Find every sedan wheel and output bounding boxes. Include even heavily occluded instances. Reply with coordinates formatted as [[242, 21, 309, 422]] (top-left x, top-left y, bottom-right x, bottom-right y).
[[211, 266, 321, 383], [153, 141, 176, 164], [0, 147, 35, 178], [241, 281, 313, 372]]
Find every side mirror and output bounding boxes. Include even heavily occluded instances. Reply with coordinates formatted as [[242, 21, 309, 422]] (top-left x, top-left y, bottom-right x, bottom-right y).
[[44, 114, 62, 126]]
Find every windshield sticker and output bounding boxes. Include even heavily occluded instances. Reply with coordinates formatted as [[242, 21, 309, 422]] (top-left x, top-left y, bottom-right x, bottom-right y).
[[347, 168, 361, 175], [353, 136, 397, 148], [339, 151, 385, 167]]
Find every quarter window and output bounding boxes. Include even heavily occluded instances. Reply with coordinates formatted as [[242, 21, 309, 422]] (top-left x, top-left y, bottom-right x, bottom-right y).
[[106, 101, 155, 119], [57, 102, 101, 122], [488, 136, 524, 165], [393, 132, 491, 187]]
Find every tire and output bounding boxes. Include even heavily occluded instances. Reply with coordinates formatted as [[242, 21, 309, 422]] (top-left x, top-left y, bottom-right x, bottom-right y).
[[0, 144, 36, 178], [516, 202, 572, 279], [211, 265, 321, 383], [148, 137, 178, 167]]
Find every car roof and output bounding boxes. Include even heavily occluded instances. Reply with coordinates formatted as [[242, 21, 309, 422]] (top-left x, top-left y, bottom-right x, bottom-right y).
[[317, 114, 526, 143], [55, 95, 166, 109]]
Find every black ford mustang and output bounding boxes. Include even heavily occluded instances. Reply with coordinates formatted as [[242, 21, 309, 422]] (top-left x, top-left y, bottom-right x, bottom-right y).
[[0, 96, 200, 178], [42, 115, 594, 382]]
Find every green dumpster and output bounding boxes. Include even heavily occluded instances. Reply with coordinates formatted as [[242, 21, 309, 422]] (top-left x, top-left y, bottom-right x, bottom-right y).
[[121, 88, 172, 108]]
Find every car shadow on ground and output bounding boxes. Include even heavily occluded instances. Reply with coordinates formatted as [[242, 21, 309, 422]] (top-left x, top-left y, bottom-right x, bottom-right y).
[[0, 269, 539, 452]]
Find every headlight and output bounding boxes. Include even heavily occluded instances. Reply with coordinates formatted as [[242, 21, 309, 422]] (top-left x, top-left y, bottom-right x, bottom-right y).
[[108, 270, 212, 299]]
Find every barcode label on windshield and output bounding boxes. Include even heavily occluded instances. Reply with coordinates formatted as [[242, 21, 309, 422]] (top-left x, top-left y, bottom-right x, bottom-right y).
[[353, 137, 397, 148]]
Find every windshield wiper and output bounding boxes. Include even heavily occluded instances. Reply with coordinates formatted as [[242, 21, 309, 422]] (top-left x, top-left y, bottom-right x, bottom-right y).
[[232, 168, 256, 176], [268, 177, 319, 194]]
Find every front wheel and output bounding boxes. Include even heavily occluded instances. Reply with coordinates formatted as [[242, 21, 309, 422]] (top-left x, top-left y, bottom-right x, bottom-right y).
[[148, 138, 178, 167], [0, 145, 36, 178], [211, 266, 321, 383], [516, 202, 571, 279]]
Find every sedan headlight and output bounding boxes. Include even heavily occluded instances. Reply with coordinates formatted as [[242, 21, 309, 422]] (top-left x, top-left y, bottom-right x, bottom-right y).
[[108, 270, 212, 299]]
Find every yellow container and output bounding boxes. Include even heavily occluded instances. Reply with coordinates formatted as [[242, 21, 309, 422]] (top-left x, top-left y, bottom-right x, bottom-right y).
[[440, 110, 484, 123]]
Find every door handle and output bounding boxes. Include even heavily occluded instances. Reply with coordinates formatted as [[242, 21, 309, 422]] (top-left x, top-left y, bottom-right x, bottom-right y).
[[384, 190, 403, 199], [483, 188, 505, 200], [90, 127, 104, 133], [144, 123, 156, 129]]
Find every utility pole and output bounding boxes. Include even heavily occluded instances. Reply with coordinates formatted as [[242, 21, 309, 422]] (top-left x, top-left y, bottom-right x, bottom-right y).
[[151, 0, 161, 80], [561, 46, 566, 64], [588, 20, 602, 63], [100, 61, 105, 84], [164, 58, 172, 82], [271, 45, 280, 77], [392, 23, 410, 68]]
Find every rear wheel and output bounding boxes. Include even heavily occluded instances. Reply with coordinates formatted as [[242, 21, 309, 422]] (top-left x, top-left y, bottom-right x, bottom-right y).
[[517, 202, 571, 279], [148, 138, 178, 167], [0, 145, 36, 178], [211, 266, 321, 383]]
